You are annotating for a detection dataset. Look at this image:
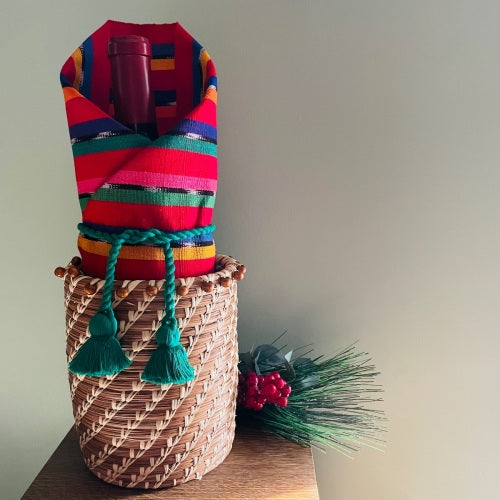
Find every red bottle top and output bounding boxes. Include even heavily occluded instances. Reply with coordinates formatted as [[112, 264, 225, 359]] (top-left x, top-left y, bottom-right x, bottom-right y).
[[108, 35, 158, 139]]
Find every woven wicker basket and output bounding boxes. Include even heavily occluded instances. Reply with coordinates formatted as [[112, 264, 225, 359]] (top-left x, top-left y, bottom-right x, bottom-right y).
[[59, 254, 242, 489]]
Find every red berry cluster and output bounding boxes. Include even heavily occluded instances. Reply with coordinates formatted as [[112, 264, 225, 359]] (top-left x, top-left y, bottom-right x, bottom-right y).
[[237, 370, 291, 411]]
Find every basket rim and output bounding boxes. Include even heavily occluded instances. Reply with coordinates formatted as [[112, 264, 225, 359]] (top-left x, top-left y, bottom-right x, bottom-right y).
[[59, 254, 243, 287]]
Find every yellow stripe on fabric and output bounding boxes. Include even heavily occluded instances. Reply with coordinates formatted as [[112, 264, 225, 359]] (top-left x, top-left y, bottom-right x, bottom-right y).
[[174, 245, 215, 261], [63, 86, 82, 103], [151, 59, 175, 71], [78, 235, 215, 261], [71, 48, 83, 90], [200, 49, 210, 93]]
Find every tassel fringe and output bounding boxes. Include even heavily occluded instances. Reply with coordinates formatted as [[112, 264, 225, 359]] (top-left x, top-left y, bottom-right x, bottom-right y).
[[69, 335, 132, 376], [141, 322, 195, 385], [141, 344, 195, 385], [69, 309, 131, 376]]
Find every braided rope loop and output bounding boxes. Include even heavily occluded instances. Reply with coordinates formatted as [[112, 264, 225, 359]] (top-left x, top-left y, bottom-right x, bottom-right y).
[[69, 224, 216, 383]]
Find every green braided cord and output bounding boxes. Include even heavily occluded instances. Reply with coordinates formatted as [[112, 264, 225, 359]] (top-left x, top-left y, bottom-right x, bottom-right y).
[[140, 239, 194, 385], [161, 242, 177, 329], [77, 223, 216, 246], [78, 222, 215, 321], [68, 232, 131, 376], [77, 223, 215, 313], [100, 236, 126, 311], [74, 223, 215, 384]]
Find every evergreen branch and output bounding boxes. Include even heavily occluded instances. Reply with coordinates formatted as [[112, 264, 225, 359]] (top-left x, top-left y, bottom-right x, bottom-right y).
[[237, 344, 386, 455]]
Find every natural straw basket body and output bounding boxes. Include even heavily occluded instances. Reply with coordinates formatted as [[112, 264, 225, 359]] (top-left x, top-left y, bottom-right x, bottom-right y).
[[60, 255, 241, 489]]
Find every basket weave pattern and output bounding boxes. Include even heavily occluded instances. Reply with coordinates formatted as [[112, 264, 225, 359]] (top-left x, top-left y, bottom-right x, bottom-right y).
[[62, 255, 240, 489]]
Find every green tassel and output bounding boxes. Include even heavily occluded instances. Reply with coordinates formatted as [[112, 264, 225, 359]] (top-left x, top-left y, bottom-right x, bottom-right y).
[[141, 322, 195, 385], [69, 309, 131, 376]]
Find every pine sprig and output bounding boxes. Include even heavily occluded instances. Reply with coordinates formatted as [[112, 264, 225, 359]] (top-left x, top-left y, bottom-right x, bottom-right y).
[[237, 344, 385, 456]]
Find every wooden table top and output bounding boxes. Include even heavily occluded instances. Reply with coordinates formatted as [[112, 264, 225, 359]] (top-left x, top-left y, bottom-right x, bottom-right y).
[[22, 425, 319, 500]]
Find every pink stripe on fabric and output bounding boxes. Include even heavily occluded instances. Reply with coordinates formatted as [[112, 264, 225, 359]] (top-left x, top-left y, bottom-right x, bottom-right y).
[[110, 170, 217, 191], [77, 177, 106, 194]]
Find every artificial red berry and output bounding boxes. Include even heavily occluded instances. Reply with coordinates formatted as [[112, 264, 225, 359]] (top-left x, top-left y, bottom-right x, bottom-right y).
[[276, 397, 288, 407], [262, 384, 278, 398], [247, 385, 258, 396], [274, 377, 286, 389], [281, 384, 291, 397], [237, 370, 290, 411], [257, 395, 267, 405]]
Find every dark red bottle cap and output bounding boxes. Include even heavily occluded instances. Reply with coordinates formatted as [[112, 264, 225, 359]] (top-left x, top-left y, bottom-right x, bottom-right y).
[[108, 35, 152, 58]]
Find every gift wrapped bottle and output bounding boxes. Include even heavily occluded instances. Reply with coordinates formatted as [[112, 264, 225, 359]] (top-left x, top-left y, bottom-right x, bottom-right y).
[[61, 21, 218, 281]]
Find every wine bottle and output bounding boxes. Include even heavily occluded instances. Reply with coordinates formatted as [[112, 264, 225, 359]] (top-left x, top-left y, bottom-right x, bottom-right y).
[[108, 35, 158, 140]]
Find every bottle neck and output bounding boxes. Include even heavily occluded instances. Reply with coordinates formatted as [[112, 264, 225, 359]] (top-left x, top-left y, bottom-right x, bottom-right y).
[[108, 36, 158, 140]]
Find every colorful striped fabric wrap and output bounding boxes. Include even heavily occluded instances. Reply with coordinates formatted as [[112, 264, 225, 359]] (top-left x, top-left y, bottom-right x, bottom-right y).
[[60, 20, 218, 279]]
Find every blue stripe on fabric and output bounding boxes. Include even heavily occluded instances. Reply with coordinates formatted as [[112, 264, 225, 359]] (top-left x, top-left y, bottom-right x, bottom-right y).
[[69, 118, 130, 139], [154, 89, 177, 105], [60, 73, 71, 86], [206, 75, 217, 89], [80, 38, 93, 98], [192, 40, 203, 107], [172, 119, 217, 142], [177, 233, 214, 244], [152, 43, 175, 59]]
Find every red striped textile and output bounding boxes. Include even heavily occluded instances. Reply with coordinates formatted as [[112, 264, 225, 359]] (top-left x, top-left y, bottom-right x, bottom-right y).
[[60, 21, 218, 279]]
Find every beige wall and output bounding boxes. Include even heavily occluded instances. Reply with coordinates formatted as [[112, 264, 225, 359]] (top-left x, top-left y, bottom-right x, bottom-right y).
[[2, 1, 499, 499]]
